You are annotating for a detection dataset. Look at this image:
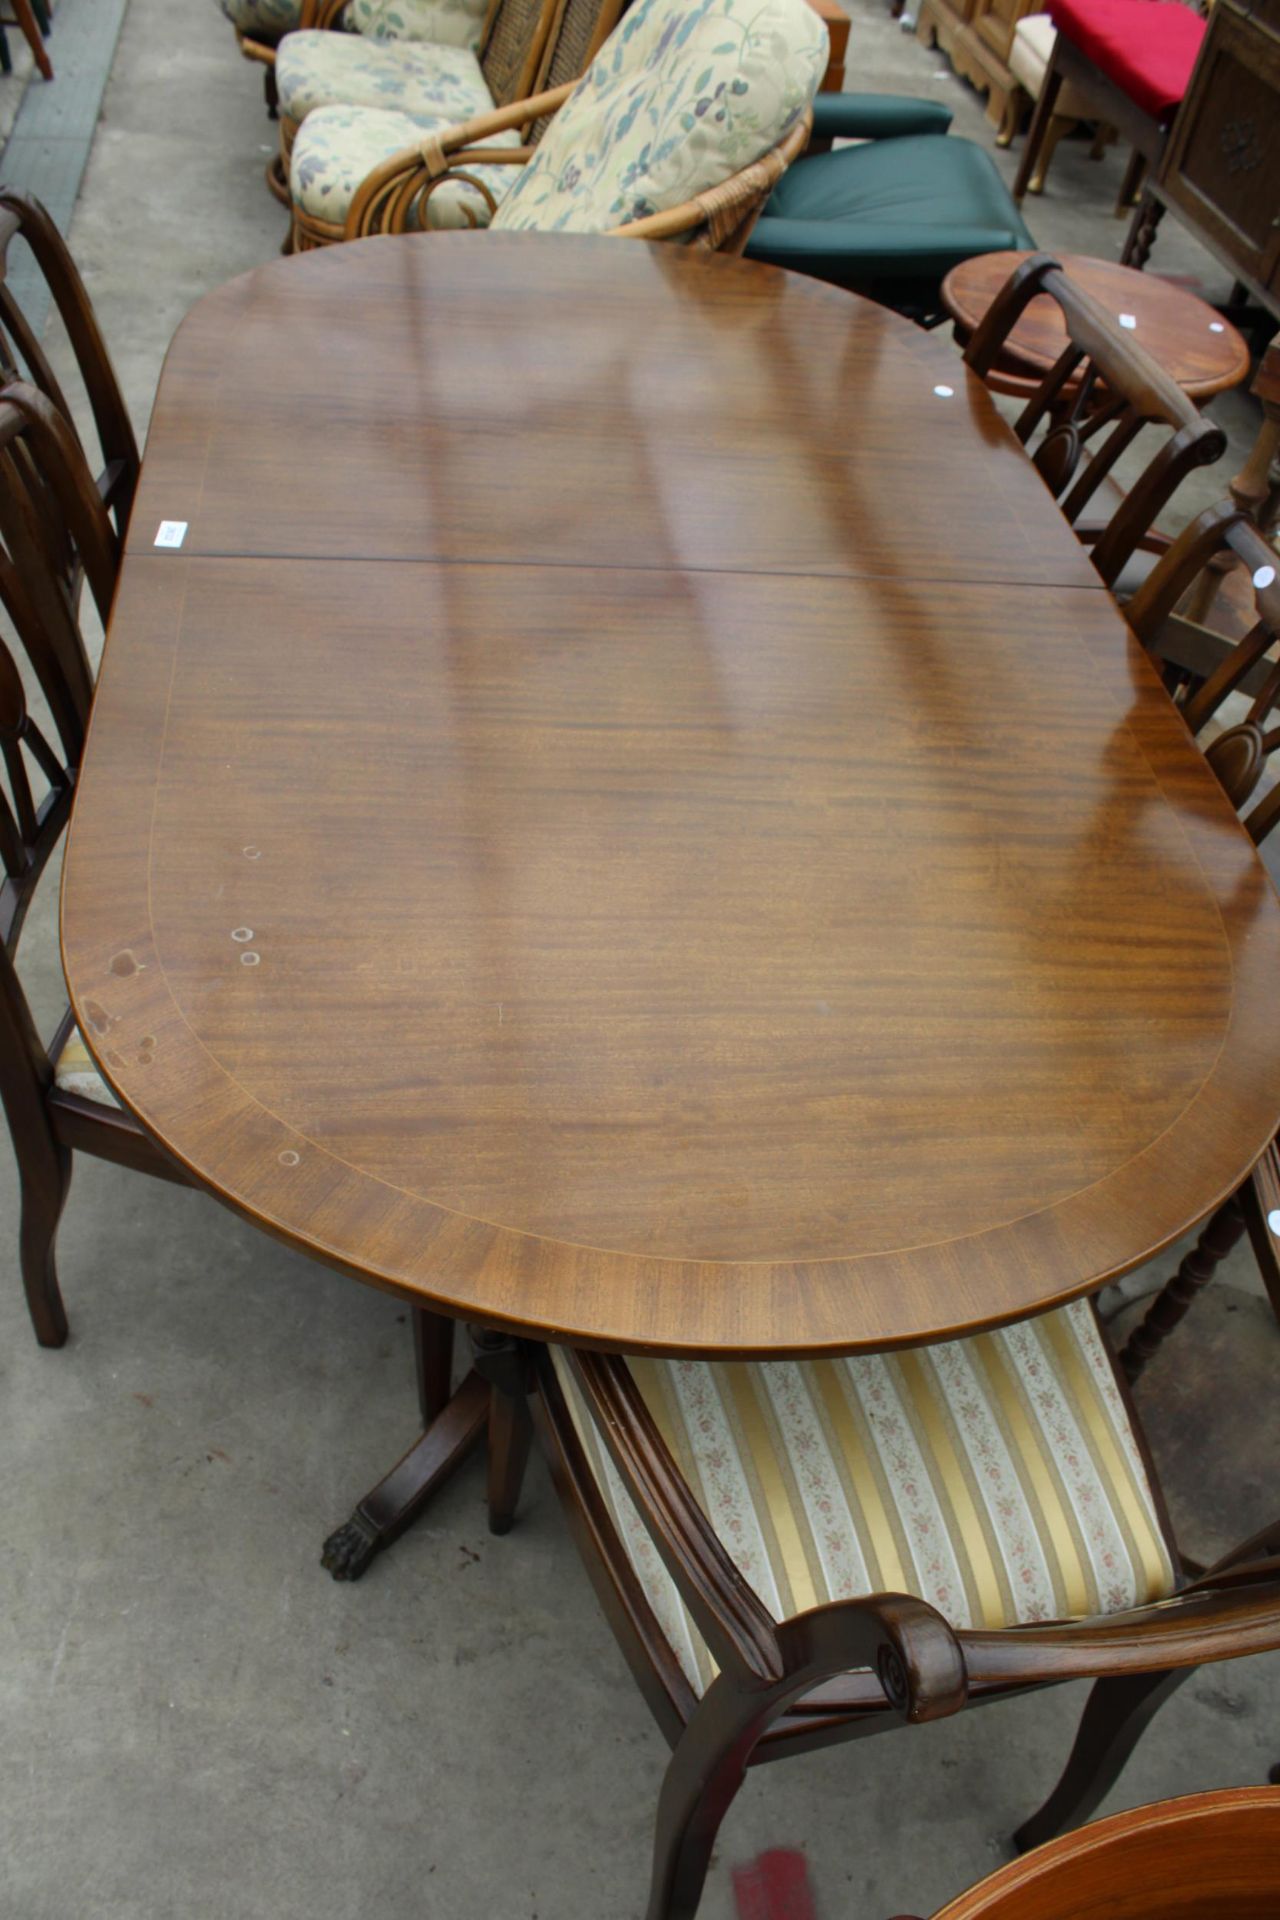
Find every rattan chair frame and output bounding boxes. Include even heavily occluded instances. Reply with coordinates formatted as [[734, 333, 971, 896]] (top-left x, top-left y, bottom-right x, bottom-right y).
[[325, 93, 810, 251], [278, 0, 568, 202]]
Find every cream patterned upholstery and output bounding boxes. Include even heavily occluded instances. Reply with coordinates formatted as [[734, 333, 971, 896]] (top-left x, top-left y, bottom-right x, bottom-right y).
[[490, 0, 826, 233], [552, 1300, 1178, 1695], [348, 0, 489, 35], [291, 101, 519, 226], [276, 18, 491, 125], [1010, 14, 1091, 115], [54, 1029, 119, 1109]]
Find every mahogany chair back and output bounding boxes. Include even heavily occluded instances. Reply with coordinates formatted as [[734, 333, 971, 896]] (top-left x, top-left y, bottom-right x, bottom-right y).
[[1127, 501, 1280, 845], [0, 188, 139, 539], [1116, 504, 1280, 1380], [921, 1787, 1280, 1920], [0, 380, 183, 1353], [963, 253, 1225, 588]]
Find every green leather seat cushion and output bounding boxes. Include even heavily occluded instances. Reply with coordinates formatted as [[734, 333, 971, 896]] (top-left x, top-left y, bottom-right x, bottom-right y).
[[748, 134, 1035, 290]]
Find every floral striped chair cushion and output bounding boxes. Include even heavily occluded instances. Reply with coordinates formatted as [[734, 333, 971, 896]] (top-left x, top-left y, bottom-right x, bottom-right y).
[[291, 101, 520, 226], [275, 18, 492, 125], [348, 0, 489, 36], [551, 1299, 1178, 1695], [54, 1029, 119, 1108], [490, 0, 827, 234]]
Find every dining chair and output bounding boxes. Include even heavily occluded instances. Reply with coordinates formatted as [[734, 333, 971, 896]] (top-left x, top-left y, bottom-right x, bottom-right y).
[[338, 0, 826, 250], [1110, 502, 1280, 1379], [1011, 0, 1206, 221], [0, 377, 465, 1429], [0, 187, 139, 544], [505, 1293, 1280, 1920], [902, 1786, 1280, 1920], [962, 252, 1226, 589], [281, 0, 569, 231]]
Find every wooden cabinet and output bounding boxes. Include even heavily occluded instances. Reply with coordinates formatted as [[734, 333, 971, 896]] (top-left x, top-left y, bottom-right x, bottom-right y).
[[918, 0, 1040, 131], [1157, 0, 1280, 314]]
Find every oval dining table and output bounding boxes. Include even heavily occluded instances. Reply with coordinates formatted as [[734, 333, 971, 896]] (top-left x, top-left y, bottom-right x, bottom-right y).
[[61, 231, 1280, 1579]]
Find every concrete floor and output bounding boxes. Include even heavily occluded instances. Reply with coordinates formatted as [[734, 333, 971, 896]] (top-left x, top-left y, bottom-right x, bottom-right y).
[[1, 3, 1279, 1917]]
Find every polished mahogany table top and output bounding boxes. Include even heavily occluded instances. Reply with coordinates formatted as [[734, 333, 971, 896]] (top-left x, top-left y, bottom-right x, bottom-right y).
[[941, 250, 1251, 402], [62, 233, 1280, 1358]]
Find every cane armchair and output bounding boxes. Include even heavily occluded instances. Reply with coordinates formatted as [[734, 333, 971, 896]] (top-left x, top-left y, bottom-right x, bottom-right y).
[[279, 0, 572, 222], [519, 1306, 1280, 1920], [1110, 504, 1280, 1378], [337, 0, 824, 251], [963, 253, 1226, 589]]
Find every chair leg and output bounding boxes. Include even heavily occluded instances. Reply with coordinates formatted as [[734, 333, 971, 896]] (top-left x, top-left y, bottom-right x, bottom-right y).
[[412, 1306, 455, 1425], [1119, 1192, 1247, 1383], [19, 1142, 72, 1348], [10, 0, 51, 79], [263, 61, 278, 119], [995, 86, 1026, 149], [1115, 147, 1146, 214], [1014, 57, 1065, 199], [1028, 113, 1076, 194], [1013, 1669, 1188, 1853], [647, 1700, 760, 1920], [1121, 189, 1165, 269]]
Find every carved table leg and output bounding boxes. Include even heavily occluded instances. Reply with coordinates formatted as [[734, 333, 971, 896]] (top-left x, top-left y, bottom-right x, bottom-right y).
[[320, 1368, 489, 1581], [1119, 1193, 1247, 1383]]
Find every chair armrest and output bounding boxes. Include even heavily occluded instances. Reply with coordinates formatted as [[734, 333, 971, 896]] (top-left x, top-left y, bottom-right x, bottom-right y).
[[961, 1577, 1280, 1688], [747, 217, 1036, 278], [811, 93, 953, 140]]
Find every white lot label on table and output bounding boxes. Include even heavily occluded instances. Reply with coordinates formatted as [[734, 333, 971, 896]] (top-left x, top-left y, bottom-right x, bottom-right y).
[[154, 520, 188, 549]]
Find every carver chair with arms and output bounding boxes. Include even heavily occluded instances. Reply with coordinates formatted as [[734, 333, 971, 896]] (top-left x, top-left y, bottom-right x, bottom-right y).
[[963, 252, 1226, 588], [743, 92, 1036, 320], [515, 1303, 1280, 1920], [338, 0, 825, 250]]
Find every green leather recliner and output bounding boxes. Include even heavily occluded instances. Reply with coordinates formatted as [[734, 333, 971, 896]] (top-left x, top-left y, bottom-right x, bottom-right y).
[[745, 94, 1036, 320]]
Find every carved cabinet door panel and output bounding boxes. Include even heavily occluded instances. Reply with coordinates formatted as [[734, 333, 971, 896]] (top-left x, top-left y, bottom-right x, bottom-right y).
[[1157, 1, 1280, 296]]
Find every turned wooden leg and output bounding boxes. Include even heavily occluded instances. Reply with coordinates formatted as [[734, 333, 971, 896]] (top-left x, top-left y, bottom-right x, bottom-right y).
[[1121, 189, 1165, 269], [1029, 113, 1076, 194], [996, 87, 1026, 150], [11, 0, 51, 80], [470, 1326, 534, 1535], [1014, 1670, 1188, 1853], [19, 1142, 72, 1349], [1014, 59, 1065, 199], [413, 1307, 455, 1425], [1115, 147, 1147, 213], [1120, 1193, 1247, 1382]]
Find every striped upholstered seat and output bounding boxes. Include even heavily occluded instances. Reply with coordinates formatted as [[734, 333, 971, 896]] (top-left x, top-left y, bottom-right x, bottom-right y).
[[552, 1299, 1177, 1694]]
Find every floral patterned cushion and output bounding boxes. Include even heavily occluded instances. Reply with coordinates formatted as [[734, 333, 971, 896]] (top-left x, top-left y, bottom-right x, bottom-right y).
[[219, 0, 307, 34], [291, 103, 519, 228], [348, 0, 488, 40], [491, 0, 827, 234], [54, 1029, 120, 1109], [551, 1298, 1178, 1695], [276, 30, 492, 123]]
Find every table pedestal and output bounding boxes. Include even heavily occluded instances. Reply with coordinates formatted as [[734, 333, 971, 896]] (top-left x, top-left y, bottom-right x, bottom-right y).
[[320, 1316, 533, 1581]]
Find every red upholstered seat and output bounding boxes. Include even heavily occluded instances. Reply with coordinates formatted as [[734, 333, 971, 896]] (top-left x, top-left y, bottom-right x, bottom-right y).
[[1047, 0, 1206, 120]]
